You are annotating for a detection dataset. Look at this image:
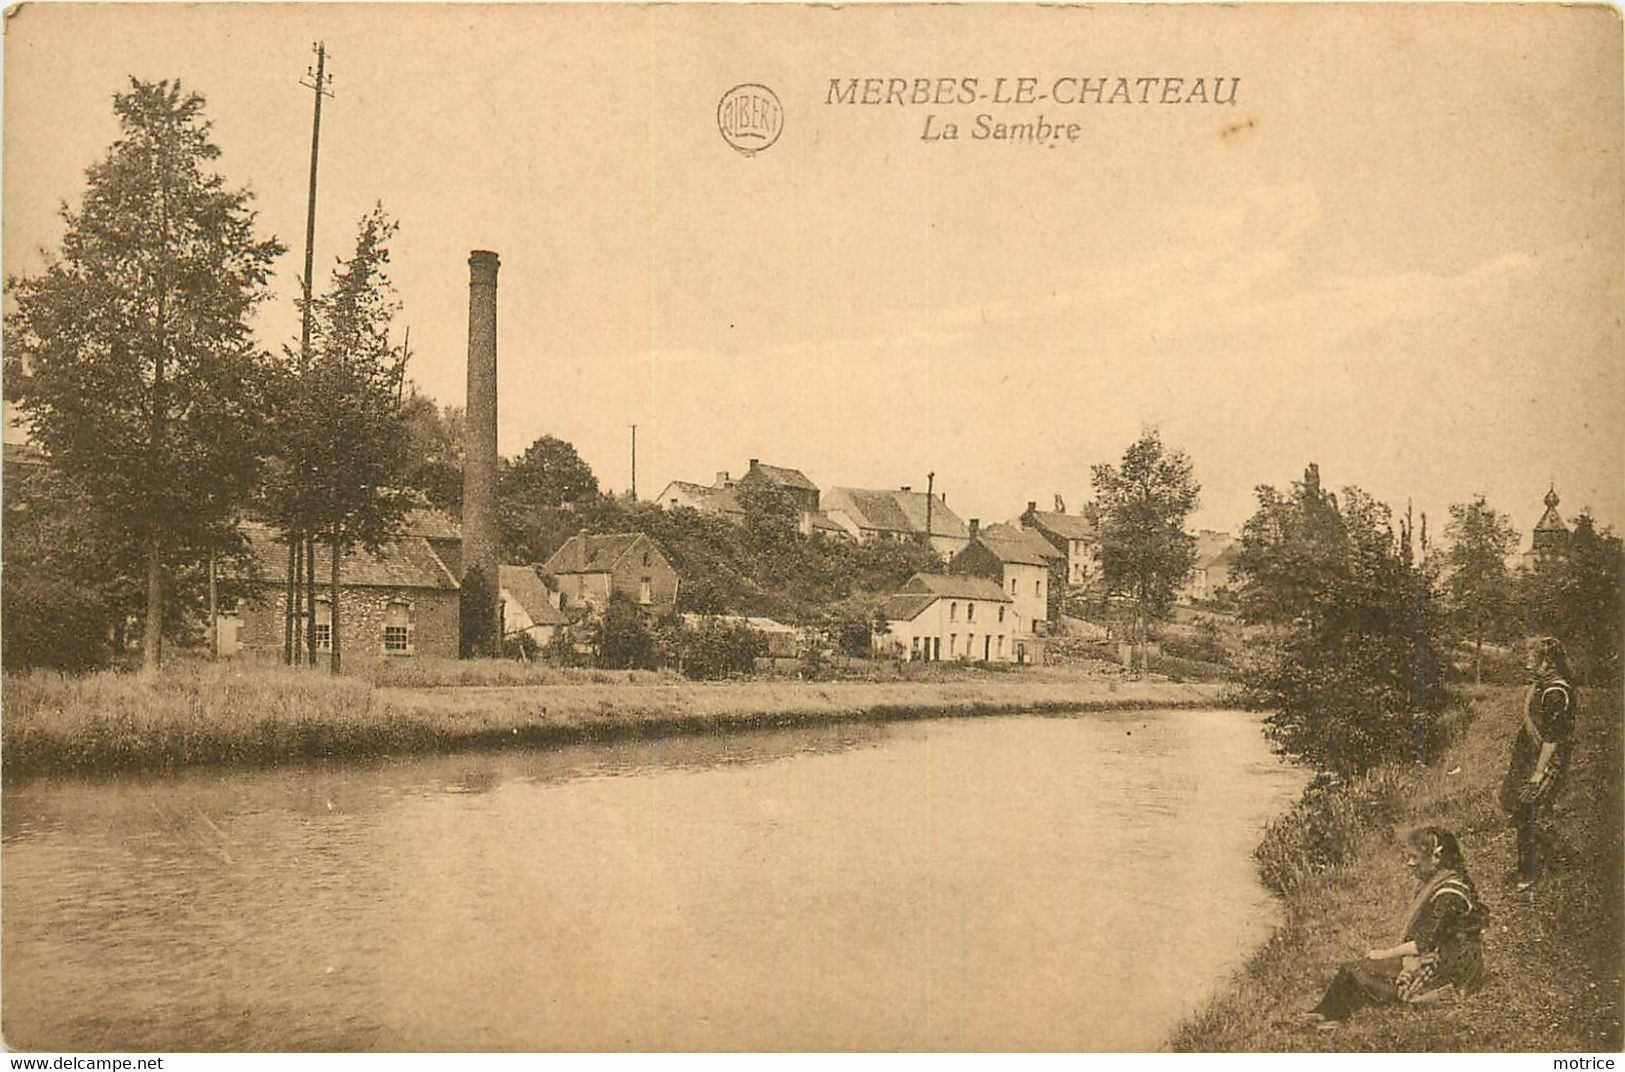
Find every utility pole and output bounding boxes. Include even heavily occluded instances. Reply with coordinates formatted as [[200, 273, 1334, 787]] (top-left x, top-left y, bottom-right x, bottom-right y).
[[925, 471, 935, 561], [629, 424, 637, 500], [294, 41, 333, 668]]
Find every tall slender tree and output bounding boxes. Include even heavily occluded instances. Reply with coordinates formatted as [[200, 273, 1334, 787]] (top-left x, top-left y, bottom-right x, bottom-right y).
[[1444, 495, 1519, 684], [262, 206, 411, 672], [1089, 428, 1200, 671], [4, 79, 283, 671]]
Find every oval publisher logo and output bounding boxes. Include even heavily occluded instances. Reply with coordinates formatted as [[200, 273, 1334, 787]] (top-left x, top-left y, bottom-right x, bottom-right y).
[[718, 83, 783, 156]]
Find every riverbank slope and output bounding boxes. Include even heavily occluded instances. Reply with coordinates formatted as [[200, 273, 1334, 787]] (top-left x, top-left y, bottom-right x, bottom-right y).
[[2, 663, 1224, 780], [1172, 685, 1623, 1052]]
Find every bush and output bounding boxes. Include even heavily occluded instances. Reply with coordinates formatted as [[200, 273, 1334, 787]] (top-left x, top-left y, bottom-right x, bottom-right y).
[[1, 573, 115, 673], [592, 595, 658, 670], [1253, 769, 1407, 897], [678, 617, 767, 680], [502, 631, 540, 662]]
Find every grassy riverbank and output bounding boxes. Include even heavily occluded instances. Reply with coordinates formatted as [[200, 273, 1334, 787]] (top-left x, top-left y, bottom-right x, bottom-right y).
[[1172, 684, 1623, 1052], [1, 661, 1223, 780]]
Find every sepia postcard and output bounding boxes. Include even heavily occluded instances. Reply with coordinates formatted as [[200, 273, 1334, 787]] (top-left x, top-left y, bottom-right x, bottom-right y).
[[2, 1, 1621, 1057]]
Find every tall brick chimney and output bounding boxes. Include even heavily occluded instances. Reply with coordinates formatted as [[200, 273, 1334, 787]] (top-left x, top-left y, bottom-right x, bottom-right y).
[[463, 250, 501, 651]]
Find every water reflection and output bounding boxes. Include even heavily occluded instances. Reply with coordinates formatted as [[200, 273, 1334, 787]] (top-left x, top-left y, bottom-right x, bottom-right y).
[[3, 709, 1299, 1051]]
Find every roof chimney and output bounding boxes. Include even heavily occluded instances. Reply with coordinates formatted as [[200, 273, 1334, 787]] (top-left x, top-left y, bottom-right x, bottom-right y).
[[969, 518, 980, 540], [749, 458, 760, 470], [462, 249, 501, 652], [715, 471, 730, 487], [900, 485, 912, 492]]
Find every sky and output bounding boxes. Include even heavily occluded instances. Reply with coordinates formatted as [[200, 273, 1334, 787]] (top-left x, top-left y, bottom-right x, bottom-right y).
[[5, 3, 1622, 543]]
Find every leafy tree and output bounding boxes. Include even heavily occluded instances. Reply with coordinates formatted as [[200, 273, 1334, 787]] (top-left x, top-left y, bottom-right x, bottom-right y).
[[678, 616, 767, 680], [1444, 495, 1519, 684], [593, 593, 658, 669], [1089, 428, 1200, 670], [262, 206, 412, 671], [497, 435, 601, 564], [459, 565, 499, 658], [1236, 465, 1452, 776], [1516, 512, 1623, 686], [3, 79, 283, 671], [398, 393, 464, 516]]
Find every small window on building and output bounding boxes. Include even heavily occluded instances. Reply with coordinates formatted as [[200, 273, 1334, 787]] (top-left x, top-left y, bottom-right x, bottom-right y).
[[643, 550, 651, 567], [383, 602, 412, 654], [967, 602, 976, 622], [639, 576, 652, 605], [997, 635, 1005, 656], [949, 633, 957, 656], [998, 606, 1006, 623], [1035, 580, 1041, 598], [313, 601, 332, 652], [1010, 577, 1017, 594], [949, 601, 958, 622]]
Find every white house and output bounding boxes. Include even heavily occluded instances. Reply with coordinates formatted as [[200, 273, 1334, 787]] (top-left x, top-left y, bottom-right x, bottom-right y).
[[500, 565, 570, 647], [951, 521, 1053, 633], [876, 573, 1028, 663]]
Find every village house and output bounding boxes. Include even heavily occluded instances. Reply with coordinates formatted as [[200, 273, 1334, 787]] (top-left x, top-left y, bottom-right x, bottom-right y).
[[735, 459, 820, 514], [951, 520, 1055, 632], [823, 486, 971, 560], [1017, 498, 1097, 588], [657, 459, 849, 539], [226, 512, 463, 660], [539, 532, 679, 616], [1179, 530, 1241, 604], [499, 564, 569, 647], [876, 572, 1033, 663], [655, 475, 747, 520]]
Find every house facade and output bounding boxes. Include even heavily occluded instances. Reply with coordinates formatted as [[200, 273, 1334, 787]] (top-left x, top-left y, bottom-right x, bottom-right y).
[[655, 478, 746, 520], [823, 486, 971, 560], [951, 521, 1053, 631], [500, 564, 569, 647], [1017, 500, 1097, 588], [735, 459, 821, 515], [540, 532, 679, 616], [1179, 530, 1240, 603], [876, 573, 1023, 662], [228, 521, 462, 660]]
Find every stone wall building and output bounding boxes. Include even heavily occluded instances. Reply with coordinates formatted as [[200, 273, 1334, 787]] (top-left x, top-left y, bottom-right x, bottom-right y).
[[226, 520, 461, 661]]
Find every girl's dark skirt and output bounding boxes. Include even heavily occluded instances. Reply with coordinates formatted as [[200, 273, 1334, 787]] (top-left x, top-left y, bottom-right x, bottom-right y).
[[1312, 957, 1404, 1021]]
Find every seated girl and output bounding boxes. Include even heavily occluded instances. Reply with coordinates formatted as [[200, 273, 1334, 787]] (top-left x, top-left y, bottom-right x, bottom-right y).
[[1303, 826, 1489, 1026]]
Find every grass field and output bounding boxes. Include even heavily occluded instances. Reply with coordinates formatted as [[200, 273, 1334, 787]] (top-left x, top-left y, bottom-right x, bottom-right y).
[[1171, 685, 1623, 1052], [1, 661, 1223, 779]]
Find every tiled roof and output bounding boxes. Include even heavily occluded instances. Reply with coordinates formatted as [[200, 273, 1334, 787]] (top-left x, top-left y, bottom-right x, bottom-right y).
[[500, 565, 569, 625], [880, 593, 939, 622], [2, 442, 47, 469], [1025, 510, 1096, 541], [403, 507, 462, 541], [826, 487, 970, 539], [902, 573, 1011, 601], [744, 462, 819, 492], [239, 522, 459, 590], [977, 523, 1059, 565], [882, 573, 1011, 621], [807, 511, 847, 533], [541, 533, 646, 574], [660, 481, 746, 515]]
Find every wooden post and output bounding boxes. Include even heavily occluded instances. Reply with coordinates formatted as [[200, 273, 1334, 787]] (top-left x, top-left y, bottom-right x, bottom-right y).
[[330, 534, 342, 673], [208, 546, 219, 660]]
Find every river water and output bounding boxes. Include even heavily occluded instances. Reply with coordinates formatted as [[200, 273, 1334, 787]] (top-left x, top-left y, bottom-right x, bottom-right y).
[[3, 707, 1300, 1051]]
